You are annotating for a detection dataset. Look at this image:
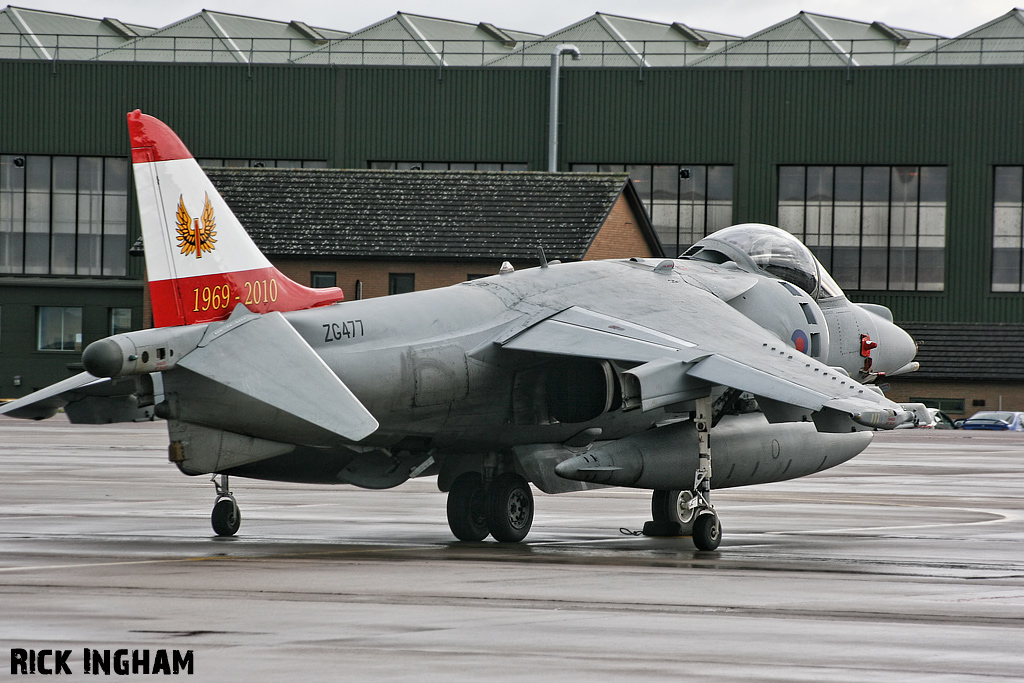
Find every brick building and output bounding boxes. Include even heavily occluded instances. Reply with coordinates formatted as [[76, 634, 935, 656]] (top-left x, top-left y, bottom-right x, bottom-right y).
[[210, 168, 659, 296], [884, 323, 1024, 419]]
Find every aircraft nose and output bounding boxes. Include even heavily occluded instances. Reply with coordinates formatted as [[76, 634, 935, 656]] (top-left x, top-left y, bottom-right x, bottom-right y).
[[874, 320, 918, 376]]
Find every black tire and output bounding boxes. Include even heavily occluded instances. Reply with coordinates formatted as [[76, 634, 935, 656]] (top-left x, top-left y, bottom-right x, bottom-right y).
[[485, 472, 534, 543], [651, 490, 697, 526], [447, 472, 489, 541], [692, 513, 722, 551], [211, 498, 240, 537]]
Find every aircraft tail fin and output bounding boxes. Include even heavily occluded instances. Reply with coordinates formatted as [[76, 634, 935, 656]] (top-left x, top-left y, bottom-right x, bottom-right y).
[[128, 110, 343, 327]]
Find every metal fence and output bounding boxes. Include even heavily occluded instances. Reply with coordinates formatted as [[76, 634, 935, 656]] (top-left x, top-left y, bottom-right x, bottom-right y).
[[2, 35, 1023, 67]]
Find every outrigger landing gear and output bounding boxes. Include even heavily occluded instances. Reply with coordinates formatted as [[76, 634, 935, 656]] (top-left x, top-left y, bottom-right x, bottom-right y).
[[210, 473, 240, 537]]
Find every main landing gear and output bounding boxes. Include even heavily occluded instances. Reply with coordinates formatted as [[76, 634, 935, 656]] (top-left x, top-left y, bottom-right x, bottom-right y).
[[446, 470, 534, 543], [210, 473, 241, 537]]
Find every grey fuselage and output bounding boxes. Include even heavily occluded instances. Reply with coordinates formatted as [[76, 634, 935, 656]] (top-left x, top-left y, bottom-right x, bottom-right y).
[[151, 255, 914, 490]]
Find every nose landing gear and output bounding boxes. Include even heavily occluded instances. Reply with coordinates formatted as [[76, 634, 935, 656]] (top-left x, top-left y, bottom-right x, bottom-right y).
[[643, 396, 722, 550], [689, 396, 721, 550], [692, 510, 722, 551]]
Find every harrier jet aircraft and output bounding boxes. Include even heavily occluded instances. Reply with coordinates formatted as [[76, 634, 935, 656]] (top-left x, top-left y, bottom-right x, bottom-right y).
[[0, 111, 919, 550]]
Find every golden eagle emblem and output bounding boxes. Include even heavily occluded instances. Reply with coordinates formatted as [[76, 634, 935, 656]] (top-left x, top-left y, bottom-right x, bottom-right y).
[[175, 193, 217, 258]]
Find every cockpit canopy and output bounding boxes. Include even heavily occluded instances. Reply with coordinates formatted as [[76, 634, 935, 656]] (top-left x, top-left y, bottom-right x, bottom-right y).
[[682, 224, 844, 300]]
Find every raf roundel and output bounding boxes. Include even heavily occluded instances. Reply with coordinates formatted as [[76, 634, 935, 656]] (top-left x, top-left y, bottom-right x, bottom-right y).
[[791, 329, 810, 354]]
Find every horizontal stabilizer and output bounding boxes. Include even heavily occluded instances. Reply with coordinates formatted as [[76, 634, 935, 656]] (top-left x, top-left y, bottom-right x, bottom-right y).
[[0, 372, 108, 420], [177, 310, 378, 442]]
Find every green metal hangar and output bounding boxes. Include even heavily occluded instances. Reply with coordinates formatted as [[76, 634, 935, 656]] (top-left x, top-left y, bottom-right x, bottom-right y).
[[2, 5, 1024, 415]]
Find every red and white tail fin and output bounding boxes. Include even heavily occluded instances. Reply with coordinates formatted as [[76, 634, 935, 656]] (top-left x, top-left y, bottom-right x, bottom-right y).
[[128, 110, 343, 327]]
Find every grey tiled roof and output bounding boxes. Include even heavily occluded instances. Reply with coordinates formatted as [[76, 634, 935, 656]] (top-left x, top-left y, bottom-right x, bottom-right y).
[[205, 168, 657, 262], [899, 322, 1024, 381]]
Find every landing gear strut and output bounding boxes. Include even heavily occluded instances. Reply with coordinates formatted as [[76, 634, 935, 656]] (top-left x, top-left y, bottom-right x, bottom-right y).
[[691, 396, 721, 550], [643, 396, 722, 550], [446, 469, 534, 543], [211, 473, 240, 537]]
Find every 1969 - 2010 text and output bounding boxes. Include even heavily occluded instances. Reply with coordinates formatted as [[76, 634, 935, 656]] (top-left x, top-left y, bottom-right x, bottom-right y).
[[192, 279, 279, 312]]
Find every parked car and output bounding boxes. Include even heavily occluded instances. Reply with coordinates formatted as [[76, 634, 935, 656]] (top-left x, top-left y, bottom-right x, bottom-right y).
[[927, 408, 957, 429], [898, 403, 957, 429], [897, 403, 930, 429], [960, 411, 1024, 431]]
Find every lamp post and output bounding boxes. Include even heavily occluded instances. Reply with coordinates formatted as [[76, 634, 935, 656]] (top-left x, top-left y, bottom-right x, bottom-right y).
[[548, 44, 580, 173]]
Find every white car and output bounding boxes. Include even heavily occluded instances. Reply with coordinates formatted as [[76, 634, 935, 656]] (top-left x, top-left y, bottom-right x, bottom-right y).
[[898, 403, 956, 429]]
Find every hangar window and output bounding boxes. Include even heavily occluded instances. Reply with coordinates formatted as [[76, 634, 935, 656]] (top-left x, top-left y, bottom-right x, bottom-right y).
[[1, 155, 128, 277], [369, 161, 528, 171], [778, 165, 946, 291], [572, 164, 734, 258], [197, 159, 327, 169], [37, 306, 82, 352], [992, 166, 1024, 292]]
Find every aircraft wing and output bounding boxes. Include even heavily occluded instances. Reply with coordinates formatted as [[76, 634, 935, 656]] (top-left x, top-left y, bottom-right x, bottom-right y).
[[0, 372, 160, 422], [501, 305, 908, 431]]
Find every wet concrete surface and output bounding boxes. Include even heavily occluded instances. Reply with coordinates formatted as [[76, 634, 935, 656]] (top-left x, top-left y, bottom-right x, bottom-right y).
[[1, 416, 1022, 681]]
